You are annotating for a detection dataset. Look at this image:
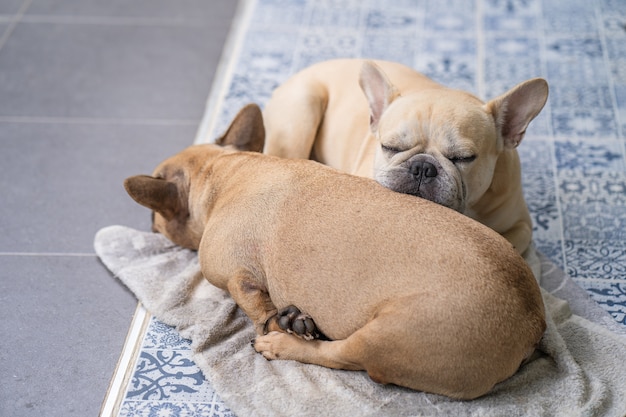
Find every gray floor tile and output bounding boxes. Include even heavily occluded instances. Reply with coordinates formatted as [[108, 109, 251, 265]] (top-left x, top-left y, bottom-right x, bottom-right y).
[[0, 0, 26, 15], [0, 254, 137, 417], [0, 0, 238, 414], [26, 0, 236, 21], [0, 20, 232, 119], [0, 122, 200, 253], [25, 0, 235, 21]]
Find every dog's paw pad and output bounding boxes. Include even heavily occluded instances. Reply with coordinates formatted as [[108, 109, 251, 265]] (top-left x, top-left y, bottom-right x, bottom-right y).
[[276, 305, 319, 340]]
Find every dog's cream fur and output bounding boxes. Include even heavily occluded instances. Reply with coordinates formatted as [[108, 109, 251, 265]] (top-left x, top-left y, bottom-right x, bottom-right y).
[[124, 104, 545, 400], [263, 59, 549, 255]]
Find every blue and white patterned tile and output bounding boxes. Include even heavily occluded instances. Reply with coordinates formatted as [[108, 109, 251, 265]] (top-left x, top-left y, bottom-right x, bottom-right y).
[[600, 0, 626, 15], [237, 31, 298, 76], [426, 0, 475, 14], [555, 141, 625, 172], [552, 110, 618, 138], [550, 85, 614, 110], [544, 37, 604, 61], [484, 0, 541, 15], [542, 0, 595, 18], [364, 7, 421, 33], [250, 0, 307, 30], [421, 36, 476, 56], [518, 137, 554, 172], [534, 238, 565, 270], [545, 59, 609, 88], [423, 12, 475, 33], [125, 349, 209, 401], [294, 29, 360, 70], [564, 240, 626, 280], [601, 12, 626, 39], [483, 58, 543, 104], [361, 34, 417, 67], [484, 14, 538, 32], [604, 38, 626, 86], [558, 170, 626, 241], [559, 170, 626, 205], [363, 0, 424, 8], [615, 86, 626, 136], [119, 398, 235, 417], [416, 54, 477, 93], [143, 318, 191, 351], [307, 0, 363, 28], [543, 12, 598, 36], [485, 37, 541, 57], [573, 279, 626, 326], [561, 203, 626, 241], [523, 171, 562, 242]]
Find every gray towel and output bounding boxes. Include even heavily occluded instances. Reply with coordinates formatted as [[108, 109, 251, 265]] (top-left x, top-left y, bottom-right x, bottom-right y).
[[95, 225, 626, 417]]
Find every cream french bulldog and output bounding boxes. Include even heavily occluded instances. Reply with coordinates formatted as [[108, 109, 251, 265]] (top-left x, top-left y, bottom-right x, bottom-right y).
[[125, 104, 545, 400], [263, 59, 549, 255]]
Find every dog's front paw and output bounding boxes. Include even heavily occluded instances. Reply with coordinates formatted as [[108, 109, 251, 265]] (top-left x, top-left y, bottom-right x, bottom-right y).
[[264, 305, 321, 341], [253, 331, 301, 361]]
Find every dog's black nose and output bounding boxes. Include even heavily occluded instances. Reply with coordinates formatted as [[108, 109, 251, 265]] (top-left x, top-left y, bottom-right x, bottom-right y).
[[410, 160, 438, 179]]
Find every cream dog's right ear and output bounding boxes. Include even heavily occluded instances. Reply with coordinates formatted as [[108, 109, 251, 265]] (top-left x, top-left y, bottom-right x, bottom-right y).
[[215, 103, 266, 152], [485, 78, 549, 150], [359, 61, 400, 130], [124, 175, 181, 221]]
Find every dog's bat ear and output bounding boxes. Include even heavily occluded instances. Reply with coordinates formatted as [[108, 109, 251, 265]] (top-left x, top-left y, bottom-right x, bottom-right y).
[[359, 61, 399, 130], [124, 175, 181, 220], [215, 103, 265, 152], [485, 78, 548, 149]]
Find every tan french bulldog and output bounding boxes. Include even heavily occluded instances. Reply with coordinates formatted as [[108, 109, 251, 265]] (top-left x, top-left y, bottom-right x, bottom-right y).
[[124, 104, 545, 400], [263, 59, 549, 255]]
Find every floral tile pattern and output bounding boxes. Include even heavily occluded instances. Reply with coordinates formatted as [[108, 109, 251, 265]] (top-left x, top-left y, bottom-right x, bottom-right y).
[[117, 317, 235, 416], [114, 0, 626, 415]]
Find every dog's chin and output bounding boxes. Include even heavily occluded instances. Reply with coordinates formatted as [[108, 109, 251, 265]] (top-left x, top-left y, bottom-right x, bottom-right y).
[[376, 176, 466, 213]]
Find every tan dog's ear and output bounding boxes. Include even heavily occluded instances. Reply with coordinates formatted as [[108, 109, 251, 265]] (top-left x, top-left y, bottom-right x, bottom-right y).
[[485, 78, 548, 149], [359, 61, 400, 130], [124, 175, 181, 221], [215, 103, 265, 152]]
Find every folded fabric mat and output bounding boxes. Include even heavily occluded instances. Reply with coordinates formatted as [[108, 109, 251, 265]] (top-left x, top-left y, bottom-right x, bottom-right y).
[[95, 225, 626, 417]]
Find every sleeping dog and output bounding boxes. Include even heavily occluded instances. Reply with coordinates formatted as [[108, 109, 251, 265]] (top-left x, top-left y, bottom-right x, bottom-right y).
[[263, 59, 549, 255], [124, 104, 545, 399]]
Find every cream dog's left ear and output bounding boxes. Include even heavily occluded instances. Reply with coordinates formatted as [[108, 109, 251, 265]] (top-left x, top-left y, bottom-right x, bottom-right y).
[[215, 103, 265, 152], [485, 78, 549, 149], [359, 61, 400, 130]]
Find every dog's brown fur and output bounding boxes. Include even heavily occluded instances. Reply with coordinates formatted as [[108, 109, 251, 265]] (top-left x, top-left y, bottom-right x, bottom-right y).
[[125, 104, 545, 400]]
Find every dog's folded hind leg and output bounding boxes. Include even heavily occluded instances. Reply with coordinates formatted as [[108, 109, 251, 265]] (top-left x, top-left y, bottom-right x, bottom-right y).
[[226, 270, 278, 336]]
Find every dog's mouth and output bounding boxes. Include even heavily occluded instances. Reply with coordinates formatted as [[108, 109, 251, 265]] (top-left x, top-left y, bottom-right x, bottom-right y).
[[375, 163, 466, 213], [397, 183, 464, 213]]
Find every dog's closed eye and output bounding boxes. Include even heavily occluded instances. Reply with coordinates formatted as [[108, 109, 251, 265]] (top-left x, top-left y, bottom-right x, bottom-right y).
[[381, 144, 403, 154], [448, 155, 477, 164]]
